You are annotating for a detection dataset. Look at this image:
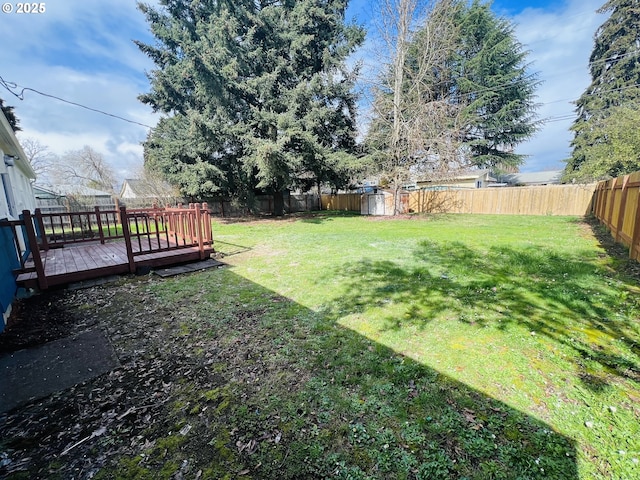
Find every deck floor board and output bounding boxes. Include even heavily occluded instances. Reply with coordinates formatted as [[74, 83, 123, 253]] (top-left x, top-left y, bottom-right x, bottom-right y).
[[17, 239, 214, 288]]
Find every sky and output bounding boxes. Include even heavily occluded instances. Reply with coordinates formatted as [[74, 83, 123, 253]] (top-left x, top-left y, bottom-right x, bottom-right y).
[[0, 0, 606, 187]]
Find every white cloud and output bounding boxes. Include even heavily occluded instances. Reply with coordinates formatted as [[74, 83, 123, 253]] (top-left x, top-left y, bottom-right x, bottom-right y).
[[0, 0, 609, 188], [0, 0, 158, 185], [509, 0, 605, 171]]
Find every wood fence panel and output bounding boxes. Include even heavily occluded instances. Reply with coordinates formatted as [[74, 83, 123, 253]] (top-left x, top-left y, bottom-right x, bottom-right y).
[[623, 186, 639, 245], [321, 194, 362, 211], [593, 171, 640, 261], [404, 185, 595, 216], [320, 185, 596, 216]]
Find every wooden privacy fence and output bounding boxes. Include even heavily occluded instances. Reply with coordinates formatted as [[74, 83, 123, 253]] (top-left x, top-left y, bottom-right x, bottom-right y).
[[408, 185, 596, 216], [592, 171, 640, 261], [322, 185, 596, 216], [321, 194, 362, 212]]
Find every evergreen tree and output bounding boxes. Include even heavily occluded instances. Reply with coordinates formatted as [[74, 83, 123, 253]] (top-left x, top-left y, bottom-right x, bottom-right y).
[[455, 0, 539, 169], [137, 0, 364, 214], [566, 0, 640, 181], [365, 0, 539, 197], [0, 97, 21, 132]]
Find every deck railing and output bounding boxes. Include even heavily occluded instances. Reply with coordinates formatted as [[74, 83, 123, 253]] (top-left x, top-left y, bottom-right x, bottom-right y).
[[12, 203, 213, 288], [122, 203, 212, 269], [0, 216, 39, 278], [34, 203, 212, 251], [36, 206, 123, 249]]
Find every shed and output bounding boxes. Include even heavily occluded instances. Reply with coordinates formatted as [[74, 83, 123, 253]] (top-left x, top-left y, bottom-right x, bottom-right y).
[[361, 190, 409, 216]]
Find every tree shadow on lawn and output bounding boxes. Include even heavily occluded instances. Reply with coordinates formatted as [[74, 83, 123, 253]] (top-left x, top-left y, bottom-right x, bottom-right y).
[[326, 239, 640, 391], [166, 271, 579, 479], [0, 270, 578, 479]]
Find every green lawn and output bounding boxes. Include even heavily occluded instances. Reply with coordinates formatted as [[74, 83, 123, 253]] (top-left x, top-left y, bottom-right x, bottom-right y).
[[108, 212, 638, 479]]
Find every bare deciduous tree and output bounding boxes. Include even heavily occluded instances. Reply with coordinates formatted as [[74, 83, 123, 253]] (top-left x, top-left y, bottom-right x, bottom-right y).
[[366, 0, 468, 214], [19, 137, 57, 182], [51, 146, 117, 194], [126, 166, 182, 207]]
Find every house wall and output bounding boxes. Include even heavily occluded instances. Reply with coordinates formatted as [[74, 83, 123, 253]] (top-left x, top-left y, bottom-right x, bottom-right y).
[[417, 178, 480, 190], [0, 112, 36, 329], [0, 223, 20, 327]]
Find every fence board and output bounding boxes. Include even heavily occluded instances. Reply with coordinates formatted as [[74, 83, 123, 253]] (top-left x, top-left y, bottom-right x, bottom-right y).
[[593, 171, 640, 261], [322, 185, 595, 216], [321, 194, 362, 212]]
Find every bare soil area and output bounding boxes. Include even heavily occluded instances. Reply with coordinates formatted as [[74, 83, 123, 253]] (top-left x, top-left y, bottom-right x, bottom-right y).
[[0, 276, 238, 479]]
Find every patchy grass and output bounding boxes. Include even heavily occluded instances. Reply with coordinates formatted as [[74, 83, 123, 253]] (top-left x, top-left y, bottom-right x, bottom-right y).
[[210, 213, 639, 479], [2, 213, 638, 479]]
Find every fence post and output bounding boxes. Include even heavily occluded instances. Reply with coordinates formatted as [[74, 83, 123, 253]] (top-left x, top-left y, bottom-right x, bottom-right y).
[[21, 210, 47, 290], [629, 191, 640, 261], [120, 206, 136, 273], [606, 178, 617, 229], [615, 175, 630, 242]]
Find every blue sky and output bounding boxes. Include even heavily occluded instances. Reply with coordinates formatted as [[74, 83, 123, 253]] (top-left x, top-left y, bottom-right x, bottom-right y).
[[0, 0, 605, 185]]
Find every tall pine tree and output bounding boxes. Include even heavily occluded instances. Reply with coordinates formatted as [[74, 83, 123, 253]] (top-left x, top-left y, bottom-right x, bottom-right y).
[[566, 0, 640, 181], [455, 0, 539, 170], [137, 0, 364, 214]]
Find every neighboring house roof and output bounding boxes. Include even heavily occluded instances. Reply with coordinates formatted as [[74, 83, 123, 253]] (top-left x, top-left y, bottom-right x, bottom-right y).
[[120, 178, 176, 199], [34, 184, 113, 197], [500, 170, 563, 186], [417, 169, 497, 184]]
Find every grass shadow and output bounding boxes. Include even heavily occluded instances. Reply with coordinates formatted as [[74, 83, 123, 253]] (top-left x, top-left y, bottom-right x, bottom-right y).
[[213, 240, 252, 257], [0, 269, 578, 479], [326, 239, 640, 391]]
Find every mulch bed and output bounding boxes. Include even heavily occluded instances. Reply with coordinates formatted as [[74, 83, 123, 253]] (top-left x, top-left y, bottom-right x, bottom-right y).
[[0, 277, 226, 478]]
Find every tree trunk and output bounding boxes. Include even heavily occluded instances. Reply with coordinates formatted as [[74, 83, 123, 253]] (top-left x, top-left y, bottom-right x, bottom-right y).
[[273, 190, 285, 216], [394, 184, 402, 216]]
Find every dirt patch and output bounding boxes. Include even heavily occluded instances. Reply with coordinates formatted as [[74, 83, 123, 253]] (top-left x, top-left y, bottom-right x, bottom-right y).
[[0, 289, 96, 354], [0, 277, 229, 478]]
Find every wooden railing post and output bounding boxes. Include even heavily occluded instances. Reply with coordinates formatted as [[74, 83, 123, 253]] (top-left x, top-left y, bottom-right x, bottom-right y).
[[194, 203, 205, 259], [34, 208, 49, 251], [95, 206, 106, 244], [120, 206, 136, 273], [22, 210, 47, 290], [202, 202, 212, 247]]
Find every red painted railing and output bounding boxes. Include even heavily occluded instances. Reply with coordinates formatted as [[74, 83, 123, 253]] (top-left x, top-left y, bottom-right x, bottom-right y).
[[15, 203, 213, 287]]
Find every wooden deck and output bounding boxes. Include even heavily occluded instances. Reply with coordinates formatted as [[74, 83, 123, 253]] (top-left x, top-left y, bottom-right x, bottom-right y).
[[16, 239, 214, 289], [4, 203, 215, 290]]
